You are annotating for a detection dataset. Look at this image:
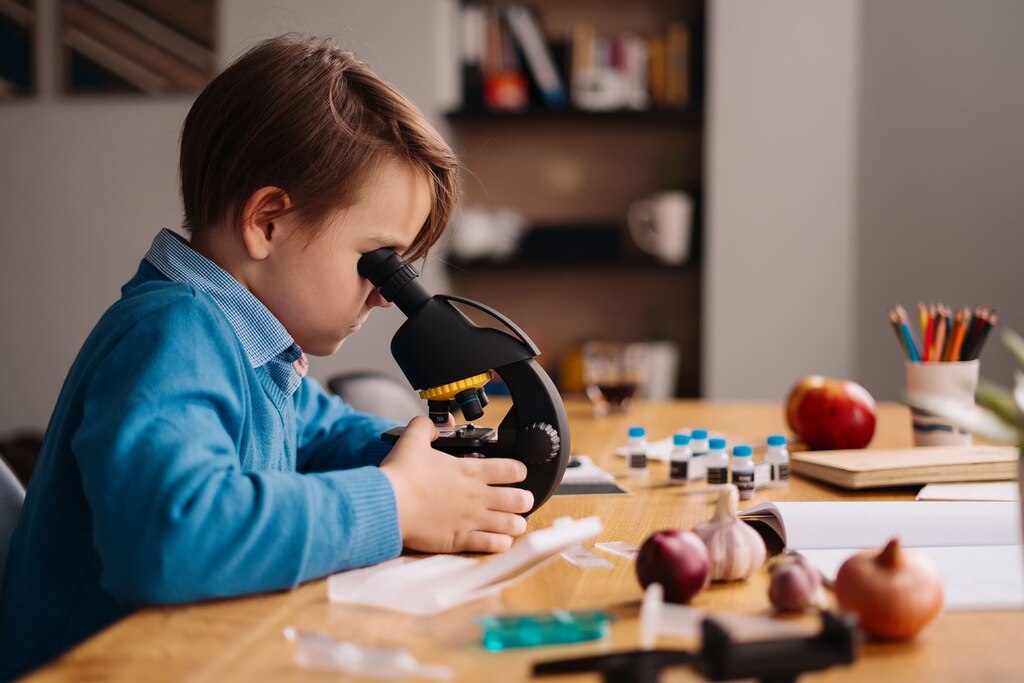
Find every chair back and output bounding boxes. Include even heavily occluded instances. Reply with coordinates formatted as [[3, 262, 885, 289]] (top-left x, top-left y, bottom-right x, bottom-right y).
[[0, 457, 26, 587], [327, 371, 425, 424]]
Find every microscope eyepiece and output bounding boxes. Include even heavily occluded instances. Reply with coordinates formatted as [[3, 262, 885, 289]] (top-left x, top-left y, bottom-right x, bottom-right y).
[[357, 248, 430, 316]]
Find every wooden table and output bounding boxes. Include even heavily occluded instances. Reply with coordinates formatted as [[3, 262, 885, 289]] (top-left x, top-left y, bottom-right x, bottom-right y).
[[26, 401, 1024, 682]]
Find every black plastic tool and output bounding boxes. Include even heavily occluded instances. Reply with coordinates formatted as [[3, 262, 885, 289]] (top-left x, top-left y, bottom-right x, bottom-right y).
[[533, 611, 858, 683]]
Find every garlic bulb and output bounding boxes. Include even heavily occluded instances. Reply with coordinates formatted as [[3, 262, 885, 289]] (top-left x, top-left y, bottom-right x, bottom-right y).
[[768, 553, 828, 611], [693, 484, 766, 581]]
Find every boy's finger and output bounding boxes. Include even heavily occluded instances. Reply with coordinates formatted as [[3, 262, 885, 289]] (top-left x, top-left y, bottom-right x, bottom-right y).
[[486, 485, 534, 514], [401, 415, 440, 442], [460, 530, 513, 554], [477, 458, 528, 484], [478, 510, 528, 536]]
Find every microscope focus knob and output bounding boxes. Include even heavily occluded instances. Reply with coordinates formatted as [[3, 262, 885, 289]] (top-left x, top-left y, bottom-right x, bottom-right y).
[[518, 422, 561, 465]]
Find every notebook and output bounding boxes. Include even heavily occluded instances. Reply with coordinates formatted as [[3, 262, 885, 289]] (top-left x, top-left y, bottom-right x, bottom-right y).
[[739, 501, 1024, 610], [789, 445, 1018, 489]]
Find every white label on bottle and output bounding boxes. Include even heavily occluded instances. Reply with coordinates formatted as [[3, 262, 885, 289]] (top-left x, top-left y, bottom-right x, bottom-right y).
[[733, 470, 755, 491], [629, 451, 647, 469], [689, 458, 707, 481], [754, 462, 772, 488]]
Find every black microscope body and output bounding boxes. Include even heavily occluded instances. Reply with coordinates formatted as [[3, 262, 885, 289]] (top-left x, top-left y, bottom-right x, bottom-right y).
[[358, 248, 570, 514]]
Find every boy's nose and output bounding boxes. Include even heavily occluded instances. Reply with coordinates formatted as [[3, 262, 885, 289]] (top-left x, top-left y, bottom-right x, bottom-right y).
[[367, 287, 394, 309]]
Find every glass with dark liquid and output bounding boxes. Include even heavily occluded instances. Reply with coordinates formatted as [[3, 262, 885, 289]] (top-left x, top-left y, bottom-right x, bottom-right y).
[[582, 341, 647, 415]]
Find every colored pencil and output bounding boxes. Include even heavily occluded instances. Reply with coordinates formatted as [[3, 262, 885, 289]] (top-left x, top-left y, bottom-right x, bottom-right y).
[[923, 305, 935, 361], [945, 307, 968, 362], [894, 305, 920, 361], [891, 302, 997, 363], [932, 305, 947, 362]]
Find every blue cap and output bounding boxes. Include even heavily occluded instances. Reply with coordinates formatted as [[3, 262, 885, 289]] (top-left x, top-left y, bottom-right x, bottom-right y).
[[767, 435, 787, 447], [673, 433, 691, 446], [691, 429, 709, 439], [708, 437, 726, 450], [628, 426, 646, 438], [732, 445, 753, 457]]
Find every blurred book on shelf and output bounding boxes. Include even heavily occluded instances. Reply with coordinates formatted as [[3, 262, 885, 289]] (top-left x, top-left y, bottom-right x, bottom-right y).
[[504, 4, 566, 109], [481, 5, 527, 110], [569, 18, 691, 111], [455, 3, 692, 113]]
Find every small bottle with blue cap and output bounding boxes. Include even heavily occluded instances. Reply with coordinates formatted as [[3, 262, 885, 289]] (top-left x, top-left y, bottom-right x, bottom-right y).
[[731, 445, 756, 500], [705, 437, 728, 486], [627, 426, 648, 477], [668, 433, 692, 483], [690, 429, 710, 458], [765, 435, 790, 484]]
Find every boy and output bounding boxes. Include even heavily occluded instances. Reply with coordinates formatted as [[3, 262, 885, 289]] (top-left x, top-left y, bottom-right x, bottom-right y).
[[0, 35, 532, 679]]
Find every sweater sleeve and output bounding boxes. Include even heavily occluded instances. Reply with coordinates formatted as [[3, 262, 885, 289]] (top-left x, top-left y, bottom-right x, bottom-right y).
[[293, 377, 400, 473], [71, 296, 401, 606]]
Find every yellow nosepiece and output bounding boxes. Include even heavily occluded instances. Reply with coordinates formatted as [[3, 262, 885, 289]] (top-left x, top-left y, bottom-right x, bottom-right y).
[[419, 372, 491, 401]]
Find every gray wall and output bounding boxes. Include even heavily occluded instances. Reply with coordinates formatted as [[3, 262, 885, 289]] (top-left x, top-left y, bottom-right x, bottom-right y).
[[704, 0, 861, 399], [855, 0, 1024, 400]]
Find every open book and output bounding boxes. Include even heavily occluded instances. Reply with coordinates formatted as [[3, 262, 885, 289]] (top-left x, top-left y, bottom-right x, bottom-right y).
[[739, 501, 1023, 610]]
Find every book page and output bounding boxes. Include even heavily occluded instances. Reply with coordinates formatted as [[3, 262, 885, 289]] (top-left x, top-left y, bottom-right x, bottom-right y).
[[739, 501, 1020, 550]]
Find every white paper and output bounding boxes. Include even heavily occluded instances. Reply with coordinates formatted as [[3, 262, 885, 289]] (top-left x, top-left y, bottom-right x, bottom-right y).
[[739, 501, 1024, 610], [916, 481, 1019, 502], [799, 545, 1024, 610], [561, 455, 617, 484]]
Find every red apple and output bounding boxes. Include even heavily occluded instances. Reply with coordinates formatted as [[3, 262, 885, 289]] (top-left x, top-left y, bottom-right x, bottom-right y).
[[635, 530, 710, 604], [785, 376, 877, 450]]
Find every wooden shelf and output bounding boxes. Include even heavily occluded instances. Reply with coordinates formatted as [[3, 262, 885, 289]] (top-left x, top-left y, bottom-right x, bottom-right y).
[[445, 256, 701, 274], [445, 106, 702, 127], [445, 0, 706, 397]]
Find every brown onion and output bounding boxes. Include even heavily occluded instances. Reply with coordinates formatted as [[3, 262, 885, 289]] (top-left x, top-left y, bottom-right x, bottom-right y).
[[834, 538, 943, 640]]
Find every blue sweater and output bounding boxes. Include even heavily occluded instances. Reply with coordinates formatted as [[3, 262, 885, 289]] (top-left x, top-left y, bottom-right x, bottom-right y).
[[0, 248, 402, 679]]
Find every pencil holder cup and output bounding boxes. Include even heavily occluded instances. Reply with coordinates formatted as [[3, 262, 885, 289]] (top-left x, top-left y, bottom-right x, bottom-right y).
[[905, 360, 980, 447]]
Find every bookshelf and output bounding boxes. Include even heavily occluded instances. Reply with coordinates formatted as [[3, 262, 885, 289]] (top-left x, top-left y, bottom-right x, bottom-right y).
[[444, 0, 705, 398]]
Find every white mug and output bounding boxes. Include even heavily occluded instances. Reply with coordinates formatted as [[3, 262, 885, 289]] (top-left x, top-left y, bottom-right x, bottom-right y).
[[627, 191, 693, 265], [905, 360, 980, 446]]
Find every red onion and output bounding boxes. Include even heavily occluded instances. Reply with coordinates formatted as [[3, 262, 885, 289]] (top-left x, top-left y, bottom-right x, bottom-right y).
[[635, 530, 710, 604]]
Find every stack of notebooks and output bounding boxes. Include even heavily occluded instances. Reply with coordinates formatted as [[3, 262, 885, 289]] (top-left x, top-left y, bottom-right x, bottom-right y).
[[789, 445, 1018, 489]]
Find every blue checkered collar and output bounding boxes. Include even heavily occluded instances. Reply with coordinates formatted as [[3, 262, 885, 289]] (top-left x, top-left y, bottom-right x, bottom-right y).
[[144, 229, 302, 370]]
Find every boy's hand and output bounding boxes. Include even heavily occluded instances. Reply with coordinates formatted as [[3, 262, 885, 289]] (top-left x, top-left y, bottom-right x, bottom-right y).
[[380, 416, 534, 554]]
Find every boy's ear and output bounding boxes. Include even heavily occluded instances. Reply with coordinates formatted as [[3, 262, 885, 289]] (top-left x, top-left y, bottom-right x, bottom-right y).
[[239, 187, 293, 260]]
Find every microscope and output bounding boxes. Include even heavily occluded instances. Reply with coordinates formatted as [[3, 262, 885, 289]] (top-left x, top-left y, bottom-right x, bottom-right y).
[[358, 248, 570, 514]]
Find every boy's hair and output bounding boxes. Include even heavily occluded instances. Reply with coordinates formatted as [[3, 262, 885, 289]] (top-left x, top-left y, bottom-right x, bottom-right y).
[[179, 35, 459, 260]]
